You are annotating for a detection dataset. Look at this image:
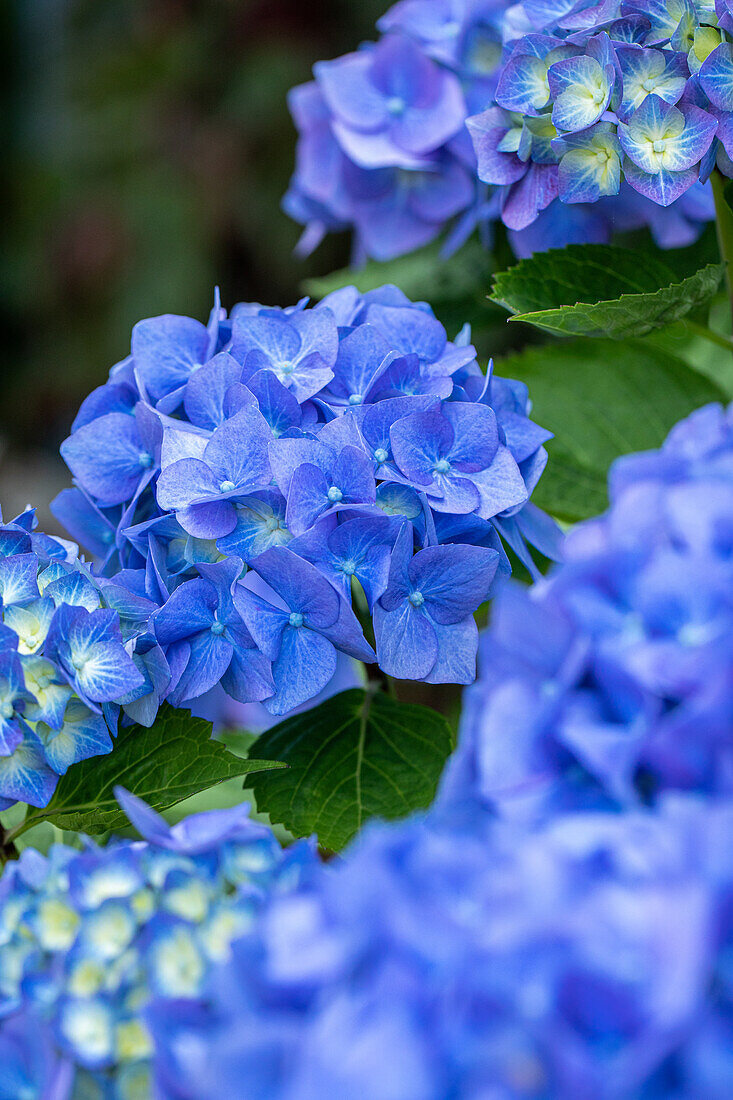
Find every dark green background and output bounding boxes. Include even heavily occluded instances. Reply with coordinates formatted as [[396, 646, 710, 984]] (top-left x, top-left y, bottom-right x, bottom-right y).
[[1, 0, 384, 527]]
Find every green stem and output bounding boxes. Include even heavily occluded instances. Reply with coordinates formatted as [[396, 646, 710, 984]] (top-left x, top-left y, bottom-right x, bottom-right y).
[[712, 169, 733, 324], [0, 824, 19, 868], [684, 320, 733, 352]]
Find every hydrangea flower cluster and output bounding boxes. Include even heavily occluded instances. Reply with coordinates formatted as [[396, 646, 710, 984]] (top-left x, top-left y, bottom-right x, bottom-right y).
[[442, 401, 733, 823], [283, 3, 507, 261], [0, 509, 144, 810], [470, 0, 729, 232], [54, 290, 558, 718], [149, 796, 733, 1100], [0, 791, 316, 1099], [285, 0, 714, 259]]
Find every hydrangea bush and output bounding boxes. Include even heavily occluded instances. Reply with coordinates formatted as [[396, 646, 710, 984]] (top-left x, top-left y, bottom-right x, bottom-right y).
[[3, 1, 733, 1097], [54, 286, 558, 721]]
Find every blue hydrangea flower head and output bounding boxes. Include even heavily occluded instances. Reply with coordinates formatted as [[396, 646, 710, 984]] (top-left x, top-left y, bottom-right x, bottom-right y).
[[147, 795, 733, 1100], [284, 0, 715, 258], [468, 0, 728, 233], [53, 289, 558, 716], [0, 510, 145, 811], [441, 401, 733, 823]]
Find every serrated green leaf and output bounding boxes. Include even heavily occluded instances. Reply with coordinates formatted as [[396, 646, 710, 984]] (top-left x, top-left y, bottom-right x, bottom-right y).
[[491, 244, 724, 339], [14, 707, 284, 839], [497, 338, 727, 521], [248, 689, 454, 851]]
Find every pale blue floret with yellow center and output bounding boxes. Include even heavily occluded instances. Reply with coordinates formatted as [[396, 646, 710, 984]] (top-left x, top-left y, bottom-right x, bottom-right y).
[[547, 34, 617, 134], [554, 123, 622, 203], [617, 47, 689, 118], [2, 599, 55, 655], [618, 93, 718, 205], [21, 656, 72, 727], [0, 791, 317, 1086], [496, 35, 576, 116]]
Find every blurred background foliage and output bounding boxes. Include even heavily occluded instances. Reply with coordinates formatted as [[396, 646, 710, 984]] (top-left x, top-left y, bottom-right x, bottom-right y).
[[1, 0, 385, 526]]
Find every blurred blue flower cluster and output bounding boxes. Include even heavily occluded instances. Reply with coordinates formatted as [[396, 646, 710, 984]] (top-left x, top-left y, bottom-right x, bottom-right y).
[[443, 400, 733, 822], [142, 399, 733, 1100], [469, 0, 728, 234], [0, 791, 316, 1099], [285, 0, 715, 259], [0, 510, 143, 810], [54, 291, 558, 719], [149, 796, 733, 1100]]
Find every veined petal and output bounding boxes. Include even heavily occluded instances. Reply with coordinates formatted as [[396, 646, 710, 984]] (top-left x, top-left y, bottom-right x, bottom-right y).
[[37, 702, 113, 775], [373, 601, 437, 680], [73, 641, 145, 703]]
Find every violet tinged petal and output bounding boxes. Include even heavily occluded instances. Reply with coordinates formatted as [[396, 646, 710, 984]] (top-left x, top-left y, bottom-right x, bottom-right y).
[[286, 463, 332, 537], [408, 544, 500, 625], [156, 459, 221, 512], [221, 646, 275, 704], [232, 588, 289, 661], [472, 446, 529, 519], [390, 409, 454, 486], [332, 446, 377, 504], [247, 547, 341, 628], [268, 439, 333, 498], [426, 474, 481, 514], [316, 595, 377, 663], [183, 353, 246, 430], [60, 412, 149, 507], [154, 578, 218, 646], [443, 403, 499, 471], [177, 500, 238, 540], [246, 370, 302, 437], [169, 631, 234, 705], [203, 407, 273, 491], [132, 314, 211, 402]]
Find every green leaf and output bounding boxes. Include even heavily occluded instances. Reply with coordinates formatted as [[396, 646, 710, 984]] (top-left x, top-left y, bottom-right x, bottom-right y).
[[304, 238, 491, 301], [247, 689, 454, 852], [491, 244, 724, 339], [15, 707, 285, 839], [498, 338, 727, 522], [303, 238, 502, 336]]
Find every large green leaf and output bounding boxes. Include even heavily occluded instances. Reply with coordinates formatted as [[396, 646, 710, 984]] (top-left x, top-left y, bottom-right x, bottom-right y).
[[305, 238, 491, 302], [498, 338, 727, 521], [13, 707, 284, 840], [248, 689, 454, 851], [491, 244, 724, 339], [303, 238, 503, 337]]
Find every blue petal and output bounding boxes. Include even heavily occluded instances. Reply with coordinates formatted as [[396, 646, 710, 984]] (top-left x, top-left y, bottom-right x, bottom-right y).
[[373, 601, 437, 680], [264, 624, 337, 715]]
